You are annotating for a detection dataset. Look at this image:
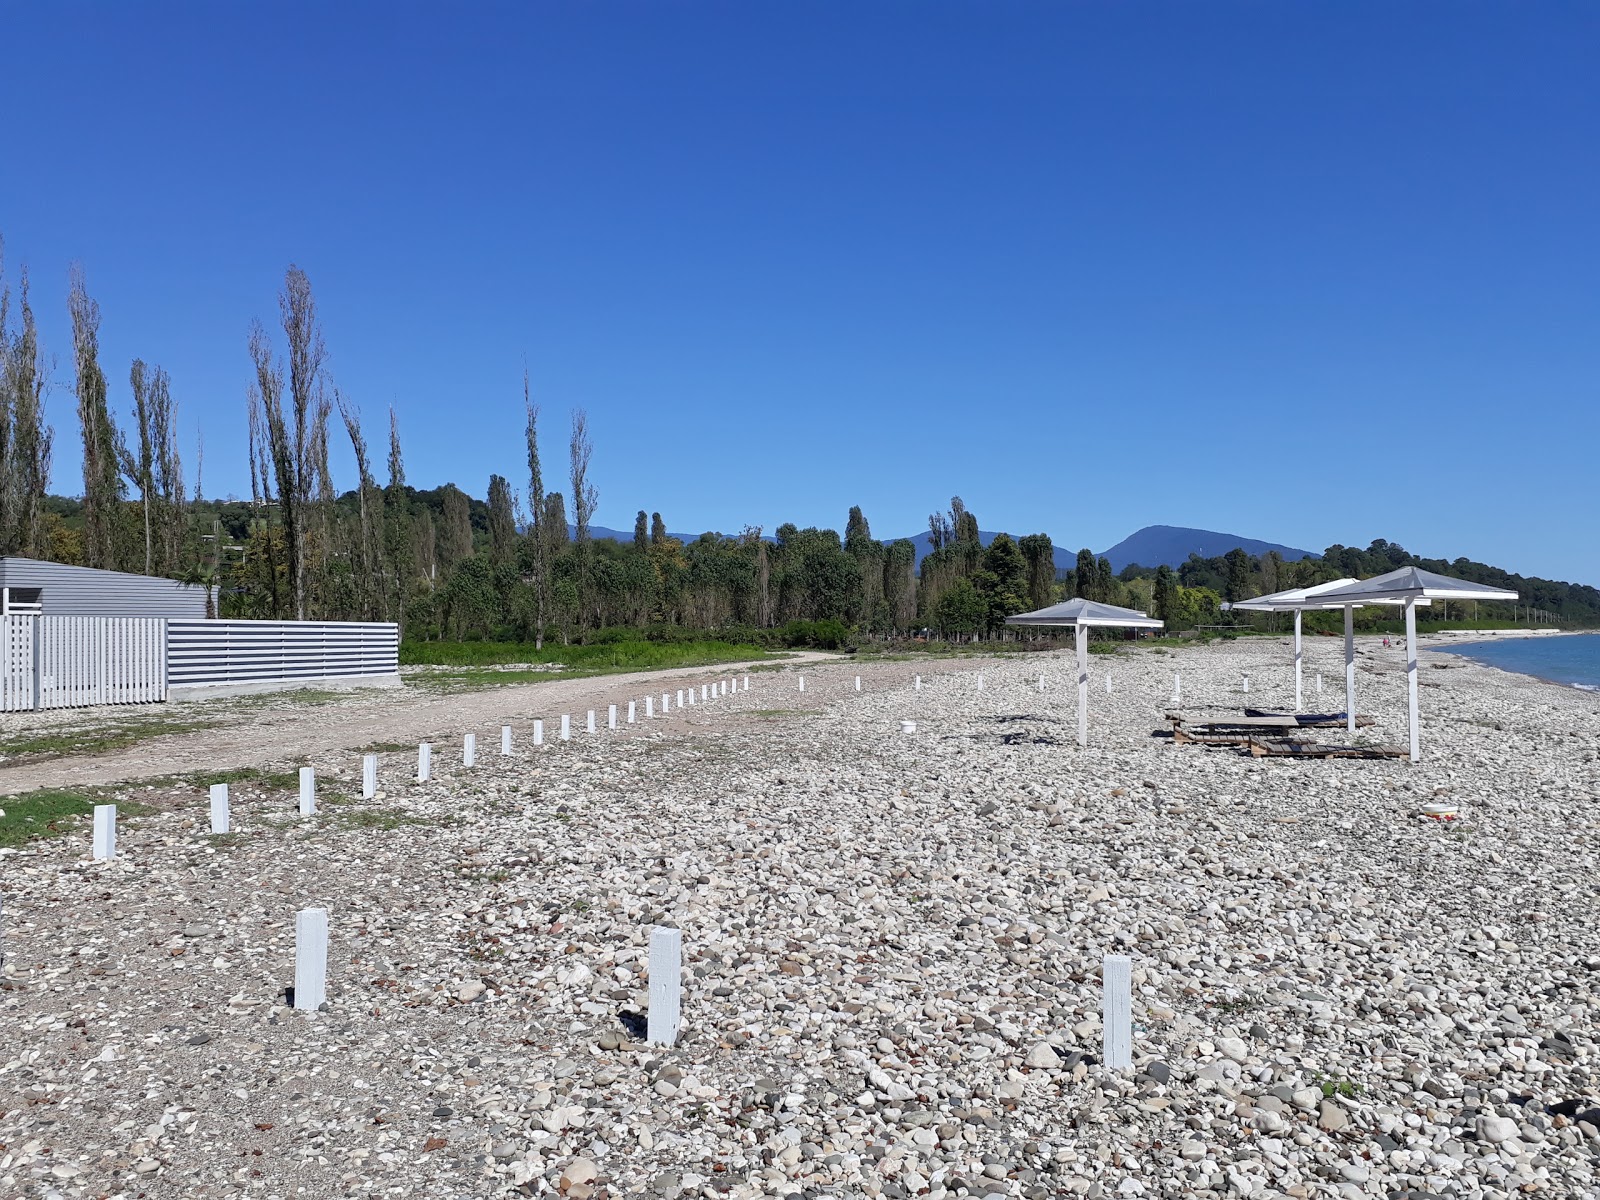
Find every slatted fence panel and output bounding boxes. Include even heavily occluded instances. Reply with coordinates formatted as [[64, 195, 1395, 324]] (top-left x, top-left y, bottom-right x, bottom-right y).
[[1, 616, 35, 712], [166, 620, 399, 688], [36, 616, 168, 709]]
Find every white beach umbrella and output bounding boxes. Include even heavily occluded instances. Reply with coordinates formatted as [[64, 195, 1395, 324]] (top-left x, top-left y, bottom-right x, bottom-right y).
[[1006, 598, 1164, 747], [1311, 568, 1519, 762]]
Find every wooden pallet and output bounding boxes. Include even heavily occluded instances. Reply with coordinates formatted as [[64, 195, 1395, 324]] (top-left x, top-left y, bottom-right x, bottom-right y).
[[1245, 738, 1408, 760], [1172, 726, 1315, 749], [1165, 711, 1374, 731]]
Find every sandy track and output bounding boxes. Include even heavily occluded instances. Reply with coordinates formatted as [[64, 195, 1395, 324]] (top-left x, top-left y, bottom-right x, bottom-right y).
[[0, 651, 852, 796]]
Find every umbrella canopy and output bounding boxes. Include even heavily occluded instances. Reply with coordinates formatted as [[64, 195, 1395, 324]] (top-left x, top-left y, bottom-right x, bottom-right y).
[[1310, 566, 1518, 607], [1006, 599, 1163, 746], [1006, 597, 1164, 629], [1311, 568, 1518, 763], [1229, 579, 1359, 612]]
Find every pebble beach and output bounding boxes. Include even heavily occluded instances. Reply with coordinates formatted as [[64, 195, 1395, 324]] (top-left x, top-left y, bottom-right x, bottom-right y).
[[3, 635, 1599, 1200]]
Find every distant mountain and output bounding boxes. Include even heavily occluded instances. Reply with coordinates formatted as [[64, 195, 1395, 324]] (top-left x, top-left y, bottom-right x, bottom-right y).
[[1099, 525, 1316, 572]]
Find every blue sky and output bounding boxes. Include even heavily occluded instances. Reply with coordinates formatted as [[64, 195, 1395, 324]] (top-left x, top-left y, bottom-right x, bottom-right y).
[[2, 3, 1596, 582]]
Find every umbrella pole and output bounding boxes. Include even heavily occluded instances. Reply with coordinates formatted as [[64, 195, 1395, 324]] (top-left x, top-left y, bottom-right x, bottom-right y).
[[1293, 609, 1303, 712], [1405, 598, 1420, 763], [1344, 605, 1356, 733], [1076, 621, 1088, 748]]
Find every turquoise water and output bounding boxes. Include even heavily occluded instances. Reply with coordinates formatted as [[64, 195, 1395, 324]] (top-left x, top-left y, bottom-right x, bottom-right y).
[[1436, 633, 1600, 691]]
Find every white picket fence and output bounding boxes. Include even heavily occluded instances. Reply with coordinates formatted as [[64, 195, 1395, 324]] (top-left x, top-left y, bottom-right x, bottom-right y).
[[0, 615, 168, 711], [0, 616, 399, 710], [1, 616, 34, 711]]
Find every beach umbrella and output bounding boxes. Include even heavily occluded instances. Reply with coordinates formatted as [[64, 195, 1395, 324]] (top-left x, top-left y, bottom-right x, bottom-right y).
[[1230, 579, 1377, 716], [1005, 598, 1163, 747], [1230, 579, 1438, 727], [1311, 568, 1518, 762]]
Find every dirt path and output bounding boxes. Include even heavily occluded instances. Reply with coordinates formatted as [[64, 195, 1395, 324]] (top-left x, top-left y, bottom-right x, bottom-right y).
[[0, 651, 854, 795]]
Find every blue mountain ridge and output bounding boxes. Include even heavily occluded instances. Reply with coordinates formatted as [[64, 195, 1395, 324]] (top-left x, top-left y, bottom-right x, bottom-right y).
[[578, 523, 1316, 573]]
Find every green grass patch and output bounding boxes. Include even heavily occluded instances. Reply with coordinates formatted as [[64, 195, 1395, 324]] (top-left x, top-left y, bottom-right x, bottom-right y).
[[0, 717, 221, 764], [401, 637, 773, 671], [404, 639, 781, 692], [0, 789, 98, 848], [0, 788, 156, 848]]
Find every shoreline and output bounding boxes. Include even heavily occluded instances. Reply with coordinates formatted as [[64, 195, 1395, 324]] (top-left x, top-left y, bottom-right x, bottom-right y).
[[1425, 629, 1598, 694]]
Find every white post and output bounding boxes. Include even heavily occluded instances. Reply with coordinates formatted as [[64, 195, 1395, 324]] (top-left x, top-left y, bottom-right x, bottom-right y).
[[92, 804, 116, 861], [701, 684, 708, 702], [1038, 674, 1045, 692], [1316, 672, 1323, 696], [586, 710, 596, 734], [676, 689, 684, 708], [1293, 609, 1304, 712], [533, 719, 544, 746], [1405, 598, 1420, 763], [1173, 672, 1181, 704], [797, 676, 805, 693], [299, 766, 316, 816], [463, 733, 476, 767], [362, 753, 377, 799], [209, 784, 230, 834], [500, 726, 512, 756], [294, 907, 328, 1012], [561, 715, 572, 741], [627, 700, 636, 724], [1344, 605, 1357, 733], [1242, 675, 1250, 694], [1104, 674, 1112, 694], [914, 675, 922, 691], [608, 704, 617, 730], [742, 675, 749, 692], [1076, 621, 1089, 748], [417, 743, 432, 782], [663, 691, 671, 712], [976, 672, 983, 691], [855, 675, 861, 691], [646, 696, 655, 719], [687, 688, 696, 707], [1102, 954, 1133, 1070], [647, 926, 682, 1046]]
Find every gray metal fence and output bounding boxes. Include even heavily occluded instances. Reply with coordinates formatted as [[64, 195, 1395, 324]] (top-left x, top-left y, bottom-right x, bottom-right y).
[[166, 620, 399, 689]]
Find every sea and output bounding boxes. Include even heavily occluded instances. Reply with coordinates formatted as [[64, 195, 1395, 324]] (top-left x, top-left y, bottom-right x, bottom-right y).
[[1435, 633, 1600, 692]]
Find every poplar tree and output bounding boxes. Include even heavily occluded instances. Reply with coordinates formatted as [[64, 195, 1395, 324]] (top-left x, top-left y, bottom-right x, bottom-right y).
[[249, 265, 328, 620], [385, 407, 412, 623], [338, 393, 385, 619], [523, 373, 548, 648], [123, 360, 181, 575], [70, 266, 123, 569], [487, 474, 516, 567], [1018, 533, 1056, 610], [1075, 548, 1095, 598], [438, 483, 473, 571], [633, 510, 648, 552], [0, 255, 52, 557]]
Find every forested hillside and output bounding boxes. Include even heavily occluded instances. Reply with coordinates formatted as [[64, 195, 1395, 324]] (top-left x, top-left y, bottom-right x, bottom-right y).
[[4, 257, 1594, 641]]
